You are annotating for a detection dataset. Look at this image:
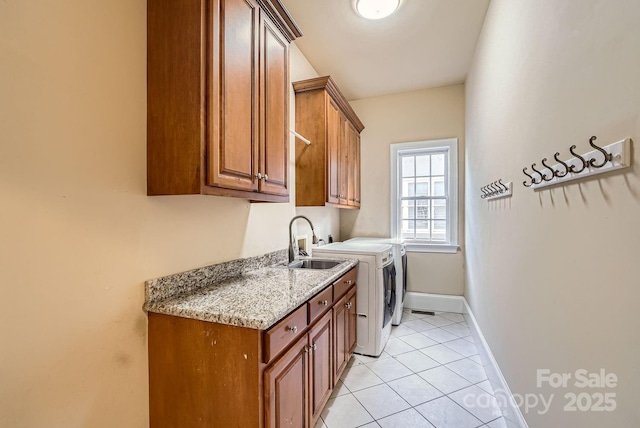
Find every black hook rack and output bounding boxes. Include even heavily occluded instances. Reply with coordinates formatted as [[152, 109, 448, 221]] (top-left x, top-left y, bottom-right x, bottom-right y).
[[481, 179, 513, 200]]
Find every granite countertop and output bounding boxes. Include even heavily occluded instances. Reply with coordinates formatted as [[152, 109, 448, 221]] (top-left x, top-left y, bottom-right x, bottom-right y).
[[144, 253, 357, 330]]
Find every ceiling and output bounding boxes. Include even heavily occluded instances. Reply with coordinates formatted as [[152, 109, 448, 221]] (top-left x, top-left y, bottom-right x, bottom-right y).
[[281, 0, 491, 101]]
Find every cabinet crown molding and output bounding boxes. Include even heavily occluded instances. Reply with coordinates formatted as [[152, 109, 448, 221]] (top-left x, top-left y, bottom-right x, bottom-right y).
[[257, 0, 303, 42], [293, 76, 365, 133]]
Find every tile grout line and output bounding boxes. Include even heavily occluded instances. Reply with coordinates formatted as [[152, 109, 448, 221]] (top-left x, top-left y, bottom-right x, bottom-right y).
[[323, 314, 498, 428]]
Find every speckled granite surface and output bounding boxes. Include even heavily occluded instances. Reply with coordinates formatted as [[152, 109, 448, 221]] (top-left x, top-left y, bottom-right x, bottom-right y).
[[144, 253, 358, 330], [145, 249, 288, 304]]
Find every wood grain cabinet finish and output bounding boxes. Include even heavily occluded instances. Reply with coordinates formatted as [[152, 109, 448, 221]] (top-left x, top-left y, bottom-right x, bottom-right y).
[[333, 284, 357, 383], [293, 76, 364, 208], [148, 267, 357, 428], [147, 0, 301, 202], [333, 293, 348, 383], [308, 311, 333, 426], [264, 334, 309, 428]]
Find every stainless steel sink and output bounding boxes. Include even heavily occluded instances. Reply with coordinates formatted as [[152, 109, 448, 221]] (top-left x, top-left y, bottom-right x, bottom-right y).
[[286, 259, 341, 270]]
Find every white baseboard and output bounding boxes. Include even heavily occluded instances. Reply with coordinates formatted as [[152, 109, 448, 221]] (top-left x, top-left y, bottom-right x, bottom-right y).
[[463, 300, 529, 428], [404, 292, 466, 313]]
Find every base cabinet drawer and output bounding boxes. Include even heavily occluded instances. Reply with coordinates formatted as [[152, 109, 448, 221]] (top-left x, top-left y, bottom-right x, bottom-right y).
[[333, 268, 356, 300], [264, 304, 308, 364], [308, 285, 333, 324]]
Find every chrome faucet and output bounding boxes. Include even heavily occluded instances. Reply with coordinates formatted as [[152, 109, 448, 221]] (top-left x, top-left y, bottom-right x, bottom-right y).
[[288, 215, 319, 263]]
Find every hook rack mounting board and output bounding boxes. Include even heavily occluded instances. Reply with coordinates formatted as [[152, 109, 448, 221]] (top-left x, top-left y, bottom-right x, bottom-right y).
[[485, 182, 513, 201], [530, 138, 631, 191]]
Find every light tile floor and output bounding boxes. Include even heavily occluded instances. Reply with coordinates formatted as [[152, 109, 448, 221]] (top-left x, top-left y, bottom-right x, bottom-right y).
[[316, 310, 506, 428]]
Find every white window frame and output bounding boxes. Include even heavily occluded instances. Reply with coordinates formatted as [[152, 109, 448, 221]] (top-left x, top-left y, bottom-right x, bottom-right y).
[[390, 138, 459, 254]]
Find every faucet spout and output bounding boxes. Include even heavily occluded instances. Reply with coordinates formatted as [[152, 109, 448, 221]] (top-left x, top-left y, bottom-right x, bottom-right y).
[[288, 215, 319, 263]]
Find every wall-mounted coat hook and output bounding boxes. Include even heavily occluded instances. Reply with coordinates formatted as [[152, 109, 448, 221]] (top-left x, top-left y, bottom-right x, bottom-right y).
[[522, 137, 632, 191], [540, 158, 556, 182], [481, 179, 513, 201], [568, 145, 587, 174], [588, 136, 612, 168], [530, 163, 545, 184], [523, 168, 534, 187], [553, 152, 570, 178]]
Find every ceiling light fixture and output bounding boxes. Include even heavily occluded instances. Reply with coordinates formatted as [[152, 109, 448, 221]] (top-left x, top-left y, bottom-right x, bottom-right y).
[[355, 0, 400, 20]]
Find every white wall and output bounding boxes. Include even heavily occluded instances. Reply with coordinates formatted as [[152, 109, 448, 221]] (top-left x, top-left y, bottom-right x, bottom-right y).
[[465, 0, 640, 426], [0, 3, 335, 426], [341, 86, 466, 295]]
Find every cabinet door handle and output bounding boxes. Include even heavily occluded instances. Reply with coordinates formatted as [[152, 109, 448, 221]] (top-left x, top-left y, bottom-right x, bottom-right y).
[[311, 343, 317, 350], [305, 346, 312, 354], [320, 300, 328, 306], [256, 173, 263, 180], [263, 174, 268, 181], [345, 302, 352, 309], [344, 280, 353, 285], [287, 326, 298, 334]]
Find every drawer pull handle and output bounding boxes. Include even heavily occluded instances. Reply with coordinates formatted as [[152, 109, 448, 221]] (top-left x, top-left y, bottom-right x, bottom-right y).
[[345, 280, 354, 285], [320, 300, 329, 306], [287, 326, 298, 334]]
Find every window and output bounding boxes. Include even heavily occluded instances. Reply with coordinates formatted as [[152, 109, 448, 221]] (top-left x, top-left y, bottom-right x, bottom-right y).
[[390, 138, 458, 253]]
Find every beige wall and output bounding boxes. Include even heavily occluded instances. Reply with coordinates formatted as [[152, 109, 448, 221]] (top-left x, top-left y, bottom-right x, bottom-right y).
[[341, 86, 466, 295], [465, 0, 640, 426], [0, 3, 335, 427]]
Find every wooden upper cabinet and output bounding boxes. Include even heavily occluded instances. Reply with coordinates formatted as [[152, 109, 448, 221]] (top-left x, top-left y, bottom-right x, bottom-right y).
[[293, 76, 364, 209], [354, 132, 361, 207], [147, 0, 302, 202], [347, 123, 361, 207], [208, 0, 259, 193], [259, 13, 289, 196], [326, 100, 341, 205]]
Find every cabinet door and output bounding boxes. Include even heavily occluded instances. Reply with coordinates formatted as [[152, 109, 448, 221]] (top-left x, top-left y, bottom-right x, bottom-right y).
[[347, 123, 357, 206], [347, 286, 358, 353], [259, 12, 289, 196], [309, 311, 333, 425], [339, 116, 350, 205], [208, 0, 260, 192], [265, 335, 309, 428], [350, 131, 361, 208], [326, 99, 341, 205], [333, 294, 348, 383]]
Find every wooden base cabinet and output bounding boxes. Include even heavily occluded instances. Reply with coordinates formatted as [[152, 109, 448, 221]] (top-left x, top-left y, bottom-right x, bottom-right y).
[[264, 334, 309, 428], [147, 0, 301, 202], [293, 76, 364, 208], [333, 285, 357, 382], [148, 268, 357, 428], [266, 310, 334, 428]]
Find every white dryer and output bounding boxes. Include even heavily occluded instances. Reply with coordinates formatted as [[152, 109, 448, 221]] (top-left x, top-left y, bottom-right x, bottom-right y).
[[346, 237, 407, 325], [312, 242, 395, 357]]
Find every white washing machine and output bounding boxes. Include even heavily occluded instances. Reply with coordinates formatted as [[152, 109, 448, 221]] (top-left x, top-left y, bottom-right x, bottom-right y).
[[346, 237, 407, 326], [312, 242, 396, 357]]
